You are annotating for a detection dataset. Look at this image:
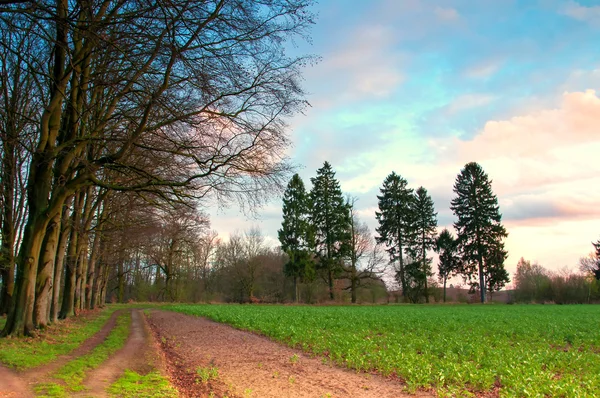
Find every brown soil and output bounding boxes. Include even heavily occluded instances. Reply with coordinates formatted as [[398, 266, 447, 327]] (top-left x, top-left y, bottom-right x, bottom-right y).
[[0, 365, 32, 398], [147, 310, 431, 398], [74, 309, 157, 397]]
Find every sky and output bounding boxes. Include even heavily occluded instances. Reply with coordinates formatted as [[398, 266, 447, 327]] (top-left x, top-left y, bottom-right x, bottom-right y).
[[208, 0, 600, 281]]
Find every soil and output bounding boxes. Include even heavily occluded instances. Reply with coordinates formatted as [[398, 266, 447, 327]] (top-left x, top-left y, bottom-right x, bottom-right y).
[[147, 310, 431, 398], [0, 365, 32, 398]]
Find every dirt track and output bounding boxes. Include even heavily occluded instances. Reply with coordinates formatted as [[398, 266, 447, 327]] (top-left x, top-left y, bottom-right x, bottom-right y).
[[147, 310, 430, 398], [75, 309, 156, 397]]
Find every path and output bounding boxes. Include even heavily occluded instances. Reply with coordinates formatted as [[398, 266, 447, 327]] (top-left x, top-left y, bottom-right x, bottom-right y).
[[23, 309, 124, 385], [147, 310, 432, 398], [0, 310, 124, 397], [75, 309, 156, 397]]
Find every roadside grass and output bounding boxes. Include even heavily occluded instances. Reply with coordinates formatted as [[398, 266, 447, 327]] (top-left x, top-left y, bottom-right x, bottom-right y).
[[0, 307, 121, 370], [35, 311, 131, 397], [165, 304, 600, 397], [107, 370, 178, 398]]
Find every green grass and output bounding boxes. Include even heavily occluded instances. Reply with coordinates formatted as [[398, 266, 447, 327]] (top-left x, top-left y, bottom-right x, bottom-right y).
[[35, 311, 131, 397], [0, 307, 121, 369], [164, 304, 600, 397], [107, 370, 178, 398]]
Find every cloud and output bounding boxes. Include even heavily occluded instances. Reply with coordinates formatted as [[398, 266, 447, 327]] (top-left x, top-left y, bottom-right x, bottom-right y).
[[444, 93, 496, 114], [451, 90, 600, 162], [463, 59, 503, 79], [305, 24, 405, 101], [562, 1, 600, 26], [434, 6, 460, 21]]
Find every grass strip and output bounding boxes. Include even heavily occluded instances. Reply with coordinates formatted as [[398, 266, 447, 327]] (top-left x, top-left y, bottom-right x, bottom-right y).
[[35, 311, 131, 397], [0, 307, 121, 370], [107, 369, 178, 398]]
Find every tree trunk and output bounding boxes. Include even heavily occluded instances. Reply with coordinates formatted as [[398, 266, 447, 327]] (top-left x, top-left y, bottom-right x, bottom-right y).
[[2, 216, 49, 336], [293, 276, 298, 303], [33, 213, 61, 328], [50, 196, 73, 322], [478, 256, 485, 303], [328, 267, 334, 300], [85, 229, 101, 309], [443, 276, 447, 303], [422, 234, 429, 303], [59, 192, 83, 319], [118, 259, 125, 303], [397, 233, 406, 298], [0, 128, 16, 316]]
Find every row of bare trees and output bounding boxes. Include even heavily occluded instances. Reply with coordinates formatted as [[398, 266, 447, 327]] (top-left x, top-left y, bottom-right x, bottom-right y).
[[0, 0, 316, 336]]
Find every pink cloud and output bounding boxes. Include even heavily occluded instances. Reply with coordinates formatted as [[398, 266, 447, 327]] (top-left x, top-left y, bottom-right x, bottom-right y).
[[455, 90, 600, 160]]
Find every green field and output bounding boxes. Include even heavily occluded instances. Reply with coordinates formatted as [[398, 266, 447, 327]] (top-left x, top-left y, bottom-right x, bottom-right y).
[[166, 304, 600, 397]]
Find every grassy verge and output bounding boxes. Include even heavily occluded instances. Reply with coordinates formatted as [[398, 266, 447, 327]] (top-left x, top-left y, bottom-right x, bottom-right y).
[[0, 307, 121, 369], [107, 370, 178, 398], [35, 311, 131, 397], [164, 304, 600, 397]]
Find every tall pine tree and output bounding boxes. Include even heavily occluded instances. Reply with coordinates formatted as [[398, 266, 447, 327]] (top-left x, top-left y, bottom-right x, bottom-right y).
[[408, 186, 438, 302], [376, 172, 414, 298], [310, 162, 350, 300], [278, 174, 314, 303], [450, 162, 508, 303]]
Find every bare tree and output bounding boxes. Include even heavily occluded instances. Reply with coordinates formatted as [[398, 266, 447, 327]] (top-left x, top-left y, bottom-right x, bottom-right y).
[[344, 198, 387, 303], [1, 0, 315, 336]]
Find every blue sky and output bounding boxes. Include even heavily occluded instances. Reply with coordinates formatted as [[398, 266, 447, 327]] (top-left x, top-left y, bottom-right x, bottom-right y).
[[210, 0, 600, 279]]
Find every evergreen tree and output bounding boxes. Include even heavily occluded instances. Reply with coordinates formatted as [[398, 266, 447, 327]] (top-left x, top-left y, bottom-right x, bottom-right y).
[[407, 186, 438, 302], [450, 162, 508, 303], [278, 174, 314, 302], [310, 162, 351, 300], [435, 228, 460, 303], [375, 172, 414, 298]]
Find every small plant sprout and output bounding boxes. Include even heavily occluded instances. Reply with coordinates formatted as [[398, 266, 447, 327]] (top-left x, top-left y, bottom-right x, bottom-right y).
[[196, 366, 219, 384], [290, 354, 299, 364]]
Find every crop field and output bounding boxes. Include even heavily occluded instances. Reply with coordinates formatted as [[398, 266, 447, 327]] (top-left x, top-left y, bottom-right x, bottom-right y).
[[166, 304, 600, 397]]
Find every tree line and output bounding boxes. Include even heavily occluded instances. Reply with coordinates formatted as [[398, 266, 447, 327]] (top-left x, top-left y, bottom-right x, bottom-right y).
[[0, 0, 316, 337], [279, 161, 510, 305], [513, 240, 600, 304]]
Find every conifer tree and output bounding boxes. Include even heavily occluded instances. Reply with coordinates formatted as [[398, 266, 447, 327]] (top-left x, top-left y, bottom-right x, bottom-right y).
[[310, 162, 351, 300], [408, 186, 438, 302], [435, 228, 460, 302], [450, 162, 508, 303], [278, 174, 314, 302], [375, 172, 414, 298]]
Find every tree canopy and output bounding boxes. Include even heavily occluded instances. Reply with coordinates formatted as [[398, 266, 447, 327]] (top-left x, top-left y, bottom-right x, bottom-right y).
[[450, 162, 509, 303]]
